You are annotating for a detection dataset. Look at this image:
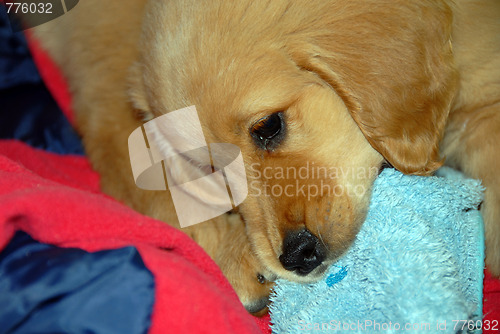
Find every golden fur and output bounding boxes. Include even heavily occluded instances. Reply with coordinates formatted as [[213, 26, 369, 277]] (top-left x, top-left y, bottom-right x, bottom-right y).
[[34, 0, 500, 313]]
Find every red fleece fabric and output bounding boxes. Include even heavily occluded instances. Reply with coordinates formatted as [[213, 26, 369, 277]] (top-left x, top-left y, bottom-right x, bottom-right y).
[[0, 32, 496, 334], [484, 270, 500, 333]]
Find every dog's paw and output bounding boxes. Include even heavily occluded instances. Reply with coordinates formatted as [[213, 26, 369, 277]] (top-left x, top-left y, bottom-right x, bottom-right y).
[[243, 277, 274, 316], [185, 213, 274, 314], [217, 214, 275, 315], [225, 251, 275, 315]]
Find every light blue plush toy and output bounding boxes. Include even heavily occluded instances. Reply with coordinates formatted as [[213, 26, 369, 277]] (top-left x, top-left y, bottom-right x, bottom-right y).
[[270, 168, 484, 334]]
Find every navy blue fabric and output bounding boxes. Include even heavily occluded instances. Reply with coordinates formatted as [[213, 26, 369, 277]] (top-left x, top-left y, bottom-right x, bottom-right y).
[[0, 8, 39, 89], [0, 5, 84, 155], [0, 231, 155, 334]]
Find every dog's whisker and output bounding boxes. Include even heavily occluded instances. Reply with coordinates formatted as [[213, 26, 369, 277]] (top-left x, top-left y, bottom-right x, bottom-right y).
[[315, 223, 329, 252]]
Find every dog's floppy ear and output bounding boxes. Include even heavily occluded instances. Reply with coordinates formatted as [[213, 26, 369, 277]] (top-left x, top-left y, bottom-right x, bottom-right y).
[[288, 1, 457, 175]]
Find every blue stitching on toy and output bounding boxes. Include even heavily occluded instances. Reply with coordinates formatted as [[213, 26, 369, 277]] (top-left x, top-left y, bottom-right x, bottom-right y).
[[326, 265, 348, 287]]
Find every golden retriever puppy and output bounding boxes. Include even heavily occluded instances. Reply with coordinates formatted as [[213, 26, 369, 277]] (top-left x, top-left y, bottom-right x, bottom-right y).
[[33, 0, 500, 313]]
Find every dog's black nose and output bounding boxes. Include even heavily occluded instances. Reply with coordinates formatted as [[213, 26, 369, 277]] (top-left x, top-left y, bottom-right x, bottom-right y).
[[279, 229, 326, 275]]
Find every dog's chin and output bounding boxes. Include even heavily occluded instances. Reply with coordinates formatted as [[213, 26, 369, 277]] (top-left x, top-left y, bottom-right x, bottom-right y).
[[285, 262, 331, 283], [261, 258, 332, 284]]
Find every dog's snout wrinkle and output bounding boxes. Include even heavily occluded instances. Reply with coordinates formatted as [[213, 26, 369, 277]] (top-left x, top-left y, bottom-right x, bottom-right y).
[[279, 229, 326, 276]]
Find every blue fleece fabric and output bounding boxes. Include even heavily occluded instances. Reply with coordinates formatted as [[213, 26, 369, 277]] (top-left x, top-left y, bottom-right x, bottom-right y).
[[270, 168, 484, 334]]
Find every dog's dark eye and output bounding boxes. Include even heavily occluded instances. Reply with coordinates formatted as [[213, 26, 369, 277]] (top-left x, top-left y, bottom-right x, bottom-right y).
[[250, 112, 285, 151]]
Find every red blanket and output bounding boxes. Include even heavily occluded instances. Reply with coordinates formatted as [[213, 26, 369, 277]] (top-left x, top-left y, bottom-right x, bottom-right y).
[[0, 140, 271, 334], [0, 33, 497, 334]]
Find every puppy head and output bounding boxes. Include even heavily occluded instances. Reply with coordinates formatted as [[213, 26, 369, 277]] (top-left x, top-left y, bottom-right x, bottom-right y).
[[130, 0, 457, 282], [236, 82, 383, 281]]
